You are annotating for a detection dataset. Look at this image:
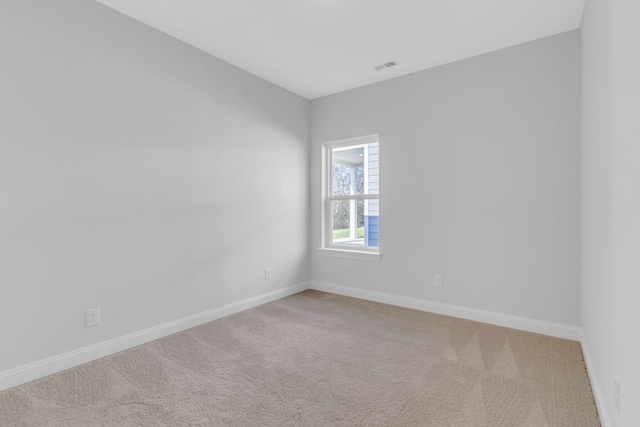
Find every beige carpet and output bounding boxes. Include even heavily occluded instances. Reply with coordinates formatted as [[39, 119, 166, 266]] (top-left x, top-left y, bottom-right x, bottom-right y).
[[0, 290, 599, 426]]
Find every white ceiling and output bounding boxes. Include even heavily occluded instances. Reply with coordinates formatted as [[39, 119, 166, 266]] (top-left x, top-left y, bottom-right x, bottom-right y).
[[95, 0, 585, 100]]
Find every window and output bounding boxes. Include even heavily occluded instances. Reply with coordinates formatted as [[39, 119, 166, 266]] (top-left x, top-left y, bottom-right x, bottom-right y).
[[319, 135, 380, 261]]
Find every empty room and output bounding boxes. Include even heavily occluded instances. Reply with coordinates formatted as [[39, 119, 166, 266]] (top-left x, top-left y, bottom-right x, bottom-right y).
[[1, 0, 638, 426]]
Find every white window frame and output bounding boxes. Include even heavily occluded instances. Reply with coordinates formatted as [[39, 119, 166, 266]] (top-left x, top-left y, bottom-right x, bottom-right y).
[[318, 134, 381, 262]]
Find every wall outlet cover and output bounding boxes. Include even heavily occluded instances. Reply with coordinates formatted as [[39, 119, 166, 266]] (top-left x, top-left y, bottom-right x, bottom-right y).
[[86, 308, 100, 327], [435, 275, 443, 288]]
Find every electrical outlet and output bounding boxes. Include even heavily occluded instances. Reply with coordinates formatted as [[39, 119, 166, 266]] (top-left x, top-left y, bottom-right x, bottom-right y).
[[434, 275, 443, 288], [86, 308, 100, 327], [265, 268, 271, 280], [614, 379, 620, 413]]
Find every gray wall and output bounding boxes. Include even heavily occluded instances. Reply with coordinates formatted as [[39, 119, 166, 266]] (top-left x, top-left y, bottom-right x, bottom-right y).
[[310, 31, 581, 326], [581, 0, 614, 422], [582, 0, 640, 425], [0, 0, 309, 372]]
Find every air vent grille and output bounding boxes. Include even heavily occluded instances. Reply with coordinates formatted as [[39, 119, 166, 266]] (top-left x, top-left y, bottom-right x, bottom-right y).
[[373, 60, 399, 71]]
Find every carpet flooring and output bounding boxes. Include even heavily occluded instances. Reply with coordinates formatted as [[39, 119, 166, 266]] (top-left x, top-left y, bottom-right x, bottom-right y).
[[0, 290, 600, 426]]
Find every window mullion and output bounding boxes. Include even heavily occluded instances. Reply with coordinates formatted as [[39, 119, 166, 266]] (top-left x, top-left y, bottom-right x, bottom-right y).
[[329, 194, 379, 201]]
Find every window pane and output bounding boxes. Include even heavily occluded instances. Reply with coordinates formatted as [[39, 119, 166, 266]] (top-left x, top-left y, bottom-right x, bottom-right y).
[[331, 142, 379, 196], [331, 199, 379, 248]]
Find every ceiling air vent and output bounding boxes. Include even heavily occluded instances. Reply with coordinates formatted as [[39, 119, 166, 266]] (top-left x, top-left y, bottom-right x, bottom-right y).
[[373, 60, 399, 71]]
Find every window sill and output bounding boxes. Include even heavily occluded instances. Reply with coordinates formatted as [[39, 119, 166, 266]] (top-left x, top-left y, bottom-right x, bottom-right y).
[[317, 248, 381, 262]]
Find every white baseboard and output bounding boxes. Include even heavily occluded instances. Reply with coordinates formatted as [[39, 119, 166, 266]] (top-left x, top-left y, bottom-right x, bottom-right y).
[[580, 330, 611, 427], [309, 281, 581, 341], [0, 282, 309, 392]]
